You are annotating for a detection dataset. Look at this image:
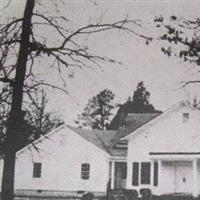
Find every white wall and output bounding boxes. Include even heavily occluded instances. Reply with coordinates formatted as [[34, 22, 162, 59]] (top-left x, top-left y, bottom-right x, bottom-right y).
[[158, 161, 175, 194], [0, 126, 110, 193], [197, 161, 200, 194], [126, 104, 200, 195]]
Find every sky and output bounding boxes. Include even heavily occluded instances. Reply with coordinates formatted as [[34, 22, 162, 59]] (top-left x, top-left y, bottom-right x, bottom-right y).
[[1, 0, 200, 124]]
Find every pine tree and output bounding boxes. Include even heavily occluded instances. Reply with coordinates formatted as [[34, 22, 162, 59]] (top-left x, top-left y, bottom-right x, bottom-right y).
[[109, 81, 161, 130], [75, 89, 115, 130]]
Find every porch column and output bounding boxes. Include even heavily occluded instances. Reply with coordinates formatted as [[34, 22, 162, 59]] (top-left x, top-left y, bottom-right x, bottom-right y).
[[157, 160, 162, 195], [192, 159, 198, 197], [111, 161, 115, 189], [150, 160, 154, 188]]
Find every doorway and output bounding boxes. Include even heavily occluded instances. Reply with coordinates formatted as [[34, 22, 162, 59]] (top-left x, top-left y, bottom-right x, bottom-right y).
[[114, 162, 127, 189], [175, 161, 192, 194]]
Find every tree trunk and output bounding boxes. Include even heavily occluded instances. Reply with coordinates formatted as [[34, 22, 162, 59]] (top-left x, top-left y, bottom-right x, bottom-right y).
[[1, 1, 35, 200], [1, 150, 16, 200]]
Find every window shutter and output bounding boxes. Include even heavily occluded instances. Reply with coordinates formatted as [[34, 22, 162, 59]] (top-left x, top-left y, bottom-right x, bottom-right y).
[[141, 162, 151, 184], [132, 162, 139, 186], [154, 162, 158, 186]]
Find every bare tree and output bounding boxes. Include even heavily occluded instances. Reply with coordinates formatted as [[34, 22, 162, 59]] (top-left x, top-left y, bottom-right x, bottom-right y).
[[0, 88, 63, 158], [0, 1, 150, 199], [24, 89, 64, 140]]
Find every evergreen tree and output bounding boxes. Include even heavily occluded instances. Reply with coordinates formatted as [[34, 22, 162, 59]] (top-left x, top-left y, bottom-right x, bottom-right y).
[[109, 81, 161, 130], [75, 89, 115, 130], [133, 81, 152, 113]]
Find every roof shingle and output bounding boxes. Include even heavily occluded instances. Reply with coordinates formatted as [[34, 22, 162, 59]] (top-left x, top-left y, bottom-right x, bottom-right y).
[[67, 113, 159, 157]]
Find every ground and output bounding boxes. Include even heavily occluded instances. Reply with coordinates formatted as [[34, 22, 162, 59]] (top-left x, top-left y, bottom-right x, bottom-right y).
[[6, 195, 200, 200]]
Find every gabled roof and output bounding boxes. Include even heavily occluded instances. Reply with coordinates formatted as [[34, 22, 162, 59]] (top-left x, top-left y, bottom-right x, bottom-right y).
[[68, 113, 160, 157], [16, 110, 170, 158], [67, 126, 126, 157], [17, 124, 66, 155], [123, 101, 198, 140], [112, 113, 160, 141]]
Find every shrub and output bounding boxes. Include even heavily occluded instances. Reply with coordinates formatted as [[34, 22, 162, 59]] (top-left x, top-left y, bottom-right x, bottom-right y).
[[106, 191, 115, 200], [139, 188, 152, 199], [81, 192, 95, 200], [125, 190, 138, 200]]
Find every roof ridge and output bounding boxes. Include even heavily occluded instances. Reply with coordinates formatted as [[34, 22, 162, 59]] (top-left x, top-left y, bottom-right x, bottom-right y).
[[67, 125, 117, 134], [93, 132, 111, 154], [127, 113, 160, 115]]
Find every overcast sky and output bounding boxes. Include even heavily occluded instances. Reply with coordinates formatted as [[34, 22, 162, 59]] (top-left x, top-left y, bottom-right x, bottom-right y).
[[1, 0, 200, 124]]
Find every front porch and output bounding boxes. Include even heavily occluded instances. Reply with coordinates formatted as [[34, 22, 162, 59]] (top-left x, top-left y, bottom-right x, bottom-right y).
[[150, 152, 200, 198]]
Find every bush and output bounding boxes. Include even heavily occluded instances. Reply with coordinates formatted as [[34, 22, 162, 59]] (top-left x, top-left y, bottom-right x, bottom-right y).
[[139, 188, 152, 199], [81, 192, 95, 200], [125, 190, 138, 200], [106, 191, 115, 200]]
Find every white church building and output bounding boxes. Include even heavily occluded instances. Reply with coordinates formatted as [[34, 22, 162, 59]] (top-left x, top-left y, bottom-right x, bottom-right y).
[[1, 101, 200, 198], [125, 102, 200, 198]]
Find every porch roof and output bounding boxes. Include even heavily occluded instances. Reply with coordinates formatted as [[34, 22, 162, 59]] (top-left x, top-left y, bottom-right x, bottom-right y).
[[149, 152, 200, 160], [150, 152, 200, 155]]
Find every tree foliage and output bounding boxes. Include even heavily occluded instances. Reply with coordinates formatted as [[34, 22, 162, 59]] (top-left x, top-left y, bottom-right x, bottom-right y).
[[109, 81, 161, 130], [154, 15, 200, 65], [24, 90, 64, 138], [0, 88, 63, 157], [132, 81, 153, 113], [153, 15, 200, 89], [75, 89, 115, 130]]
